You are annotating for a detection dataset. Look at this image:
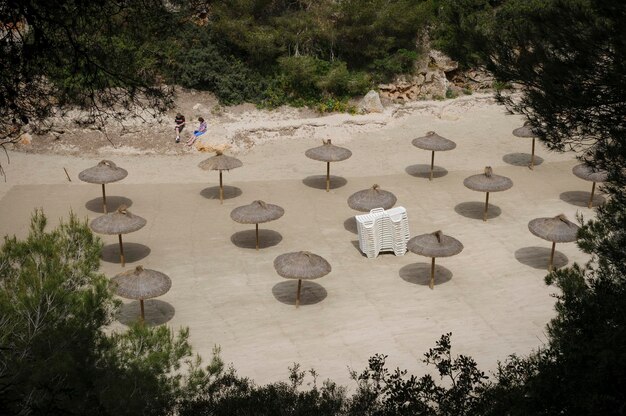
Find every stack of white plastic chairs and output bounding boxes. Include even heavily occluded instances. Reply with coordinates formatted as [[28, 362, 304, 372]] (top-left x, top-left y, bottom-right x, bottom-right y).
[[355, 207, 410, 258]]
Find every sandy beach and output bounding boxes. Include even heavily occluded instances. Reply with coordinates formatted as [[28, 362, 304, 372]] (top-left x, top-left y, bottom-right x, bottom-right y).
[[0, 95, 597, 386]]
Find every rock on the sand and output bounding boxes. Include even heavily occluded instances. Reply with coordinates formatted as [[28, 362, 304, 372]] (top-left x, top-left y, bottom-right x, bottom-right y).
[[359, 90, 384, 113]]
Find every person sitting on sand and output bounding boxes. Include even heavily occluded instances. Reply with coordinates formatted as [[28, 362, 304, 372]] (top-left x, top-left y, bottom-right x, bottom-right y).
[[186, 117, 207, 147], [174, 113, 185, 143]]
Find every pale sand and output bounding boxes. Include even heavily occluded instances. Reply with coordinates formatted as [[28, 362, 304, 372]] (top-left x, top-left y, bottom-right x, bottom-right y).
[[0, 96, 599, 386]]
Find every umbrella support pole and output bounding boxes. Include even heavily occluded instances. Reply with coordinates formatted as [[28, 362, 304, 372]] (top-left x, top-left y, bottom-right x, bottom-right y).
[[326, 162, 330, 192], [430, 257, 436, 290], [429, 151, 435, 181], [118, 234, 125, 267], [549, 241, 556, 272], [140, 299, 145, 322], [589, 182, 596, 209], [255, 224, 259, 251], [296, 279, 302, 308], [483, 192, 490, 222], [102, 184, 107, 213], [219, 171, 224, 204], [530, 138, 536, 170]]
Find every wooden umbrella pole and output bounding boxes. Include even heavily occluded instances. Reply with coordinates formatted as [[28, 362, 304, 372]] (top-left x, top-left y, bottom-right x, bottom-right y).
[[118, 234, 125, 267], [430, 257, 436, 290], [219, 170, 224, 204], [549, 241, 556, 272], [255, 223, 259, 251], [326, 162, 330, 192], [296, 279, 302, 308], [102, 184, 107, 213], [588, 182, 596, 209], [483, 192, 490, 222], [430, 151, 435, 181], [140, 299, 145, 322], [530, 138, 536, 170]]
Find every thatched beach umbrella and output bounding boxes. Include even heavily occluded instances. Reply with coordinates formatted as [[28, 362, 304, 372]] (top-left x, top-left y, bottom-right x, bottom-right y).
[[305, 139, 352, 192], [90, 205, 147, 267], [512, 122, 540, 170], [230, 200, 285, 250], [347, 184, 397, 212], [198, 150, 243, 204], [528, 214, 579, 271], [572, 163, 608, 208], [112, 265, 171, 322], [78, 160, 128, 213], [407, 230, 463, 289], [412, 131, 457, 180], [273, 251, 331, 307], [463, 166, 513, 222]]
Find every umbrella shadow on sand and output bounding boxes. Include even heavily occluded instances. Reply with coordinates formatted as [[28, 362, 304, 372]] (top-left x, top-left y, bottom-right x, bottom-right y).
[[344, 217, 358, 234], [399, 263, 453, 287], [502, 153, 545, 167], [560, 191, 605, 207], [231, 229, 283, 249], [101, 242, 151, 264], [454, 201, 502, 220], [200, 186, 242, 200], [272, 280, 327, 306], [302, 175, 347, 190], [116, 299, 175, 326], [85, 196, 133, 213], [515, 246, 569, 270], [405, 164, 448, 179]]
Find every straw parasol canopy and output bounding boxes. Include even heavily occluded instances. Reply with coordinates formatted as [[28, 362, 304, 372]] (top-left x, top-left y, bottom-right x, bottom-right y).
[[528, 214, 579, 271], [273, 251, 331, 307], [305, 139, 352, 192], [231, 200, 285, 250], [512, 122, 541, 169], [90, 205, 146, 267], [407, 231, 463, 289], [112, 265, 172, 321], [463, 167, 513, 222], [573, 163, 608, 208], [78, 160, 128, 213], [348, 184, 397, 212], [412, 131, 457, 181], [198, 150, 243, 204], [512, 124, 538, 138]]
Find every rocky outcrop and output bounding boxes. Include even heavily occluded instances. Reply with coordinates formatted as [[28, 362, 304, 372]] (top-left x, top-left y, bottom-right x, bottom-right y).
[[358, 90, 384, 113], [378, 49, 493, 102]]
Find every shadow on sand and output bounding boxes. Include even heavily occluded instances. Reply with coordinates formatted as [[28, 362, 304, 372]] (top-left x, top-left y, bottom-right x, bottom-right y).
[[85, 196, 133, 213], [101, 242, 151, 264], [454, 201, 502, 220], [515, 246, 569, 270], [344, 216, 358, 234], [399, 262, 453, 287], [230, 229, 283, 249], [559, 191, 605, 208], [272, 280, 327, 306], [405, 164, 449, 179], [302, 175, 347, 190], [116, 299, 175, 326], [200, 185, 242, 201], [502, 153, 544, 167]]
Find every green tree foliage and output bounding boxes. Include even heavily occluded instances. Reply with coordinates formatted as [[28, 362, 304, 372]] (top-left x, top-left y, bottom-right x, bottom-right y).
[[467, 1, 626, 414], [432, 0, 503, 68], [0, 0, 185, 134], [0, 210, 211, 415], [180, 363, 347, 416], [347, 334, 487, 416]]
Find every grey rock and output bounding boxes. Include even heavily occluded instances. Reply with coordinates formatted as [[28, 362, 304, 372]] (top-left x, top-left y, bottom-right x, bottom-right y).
[[359, 90, 384, 113]]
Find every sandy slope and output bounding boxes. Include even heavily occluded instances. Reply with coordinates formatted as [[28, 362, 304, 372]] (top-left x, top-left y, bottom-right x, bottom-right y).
[[0, 95, 600, 386]]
